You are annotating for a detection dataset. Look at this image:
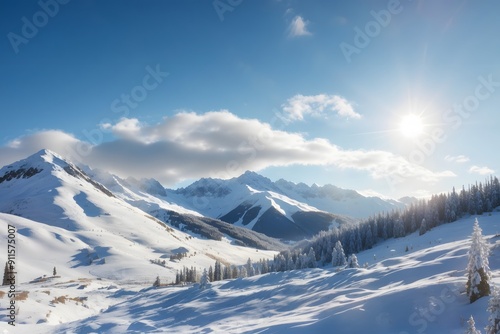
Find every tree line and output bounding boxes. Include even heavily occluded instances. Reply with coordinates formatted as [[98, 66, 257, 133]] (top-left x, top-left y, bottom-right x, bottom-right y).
[[293, 176, 500, 267]]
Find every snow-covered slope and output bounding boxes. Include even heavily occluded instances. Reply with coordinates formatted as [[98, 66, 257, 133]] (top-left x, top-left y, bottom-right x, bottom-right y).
[[6, 211, 498, 333], [0, 150, 278, 284]]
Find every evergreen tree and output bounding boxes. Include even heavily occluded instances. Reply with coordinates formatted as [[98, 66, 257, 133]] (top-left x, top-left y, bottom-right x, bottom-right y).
[[53, 266, 57, 276], [231, 265, 239, 279], [419, 218, 427, 236], [364, 224, 375, 249], [466, 315, 481, 334], [487, 288, 500, 334], [239, 266, 248, 278], [214, 261, 222, 281], [153, 275, 160, 287], [393, 219, 405, 238], [347, 254, 359, 268], [199, 269, 209, 290], [2, 262, 11, 286], [246, 258, 255, 277], [306, 247, 317, 268], [261, 259, 269, 274], [223, 265, 232, 280], [208, 265, 214, 283], [231, 266, 239, 278], [332, 241, 347, 267], [467, 218, 491, 303], [286, 256, 295, 271]]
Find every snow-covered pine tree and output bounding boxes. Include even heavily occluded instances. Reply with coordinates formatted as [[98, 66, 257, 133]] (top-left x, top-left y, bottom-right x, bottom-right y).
[[332, 240, 347, 267], [246, 258, 255, 277], [466, 315, 481, 334], [199, 269, 209, 290], [261, 259, 269, 274], [419, 218, 427, 236], [347, 254, 359, 268], [286, 256, 294, 271], [467, 218, 491, 303], [393, 219, 405, 238], [239, 266, 248, 278], [486, 288, 500, 334], [307, 247, 317, 268]]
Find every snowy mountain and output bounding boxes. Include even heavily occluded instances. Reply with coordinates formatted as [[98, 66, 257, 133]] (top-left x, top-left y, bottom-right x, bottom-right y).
[[0, 149, 410, 247], [4, 206, 500, 333], [0, 150, 280, 284], [167, 171, 407, 240], [43, 152, 409, 241], [82, 168, 285, 249], [81, 169, 347, 241]]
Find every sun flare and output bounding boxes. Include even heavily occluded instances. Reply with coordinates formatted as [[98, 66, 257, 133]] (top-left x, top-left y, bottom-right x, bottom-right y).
[[399, 114, 424, 138]]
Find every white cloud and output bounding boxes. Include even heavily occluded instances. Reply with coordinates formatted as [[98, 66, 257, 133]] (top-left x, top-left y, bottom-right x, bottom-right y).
[[0, 111, 454, 187], [282, 94, 361, 121], [288, 16, 312, 38], [445, 155, 470, 163], [469, 165, 495, 175], [0, 130, 88, 167], [101, 118, 146, 142]]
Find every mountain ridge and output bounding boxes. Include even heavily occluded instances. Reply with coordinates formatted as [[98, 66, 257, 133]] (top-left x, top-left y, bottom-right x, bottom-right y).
[[165, 169, 411, 239], [0, 149, 412, 242]]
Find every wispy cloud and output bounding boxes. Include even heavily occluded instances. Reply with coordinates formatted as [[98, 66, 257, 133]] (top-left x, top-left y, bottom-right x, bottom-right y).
[[282, 94, 361, 121], [469, 165, 495, 175], [445, 155, 470, 163], [288, 16, 312, 38], [0, 111, 454, 186]]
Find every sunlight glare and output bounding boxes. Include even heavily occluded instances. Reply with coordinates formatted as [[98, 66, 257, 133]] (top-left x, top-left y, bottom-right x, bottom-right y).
[[399, 114, 424, 138]]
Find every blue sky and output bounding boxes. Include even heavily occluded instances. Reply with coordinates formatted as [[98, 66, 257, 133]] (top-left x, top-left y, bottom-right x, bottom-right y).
[[1, 0, 499, 198]]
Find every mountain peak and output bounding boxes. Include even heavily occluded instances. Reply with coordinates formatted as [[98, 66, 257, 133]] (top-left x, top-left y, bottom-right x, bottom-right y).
[[236, 171, 274, 188], [0, 149, 114, 197], [0, 149, 65, 184], [35, 148, 57, 157], [22, 149, 75, 172]]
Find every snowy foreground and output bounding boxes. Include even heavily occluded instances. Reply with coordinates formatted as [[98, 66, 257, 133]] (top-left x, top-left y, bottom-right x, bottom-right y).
[[2, 212, 500, 333]]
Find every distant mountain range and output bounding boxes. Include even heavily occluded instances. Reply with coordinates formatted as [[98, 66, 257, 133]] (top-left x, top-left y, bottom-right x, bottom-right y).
[[0, 149, 413, 243], [156, 171, 410, 240]]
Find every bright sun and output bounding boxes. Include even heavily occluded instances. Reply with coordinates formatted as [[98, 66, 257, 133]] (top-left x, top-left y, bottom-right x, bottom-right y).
[[399, 114, 424, 138]]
